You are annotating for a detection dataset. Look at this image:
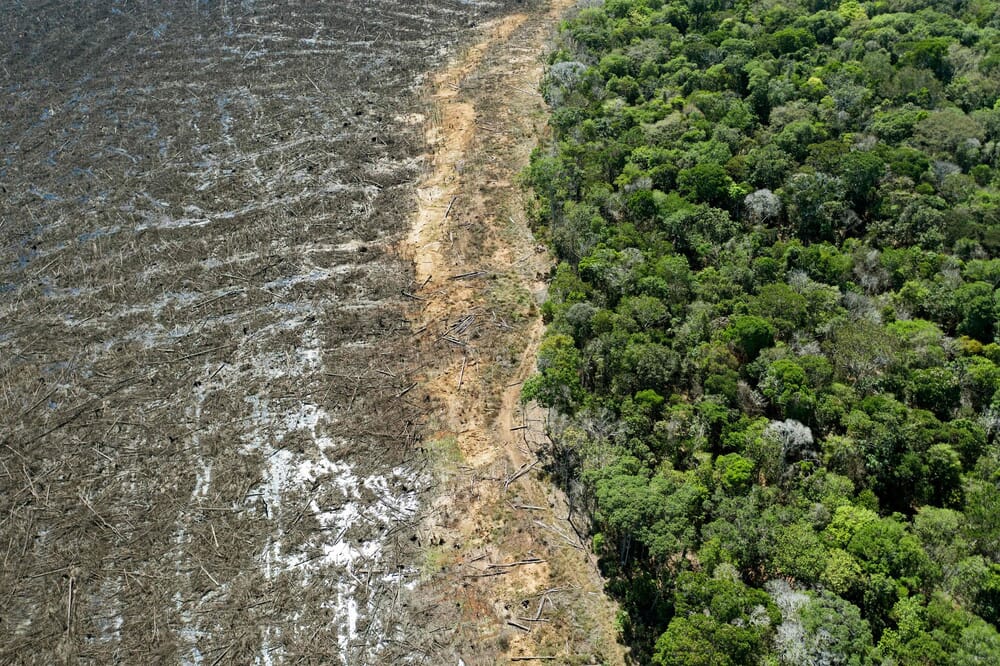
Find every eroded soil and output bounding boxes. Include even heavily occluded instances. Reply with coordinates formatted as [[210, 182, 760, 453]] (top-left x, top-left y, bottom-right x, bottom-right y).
[[1, 0, 621, 663]]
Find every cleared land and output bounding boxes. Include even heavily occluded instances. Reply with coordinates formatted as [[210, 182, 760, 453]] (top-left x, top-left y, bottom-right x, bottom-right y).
[[0, 1, 520, 663]]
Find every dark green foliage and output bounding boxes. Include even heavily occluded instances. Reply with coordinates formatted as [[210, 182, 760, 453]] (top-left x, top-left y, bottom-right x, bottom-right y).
[[524, 0, 1000, 661], [722, 315, 776, 362], [677, 163, 733, 207], [521, 333, 584, 412]]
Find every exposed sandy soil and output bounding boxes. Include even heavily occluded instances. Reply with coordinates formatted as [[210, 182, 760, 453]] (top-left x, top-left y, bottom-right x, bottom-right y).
[[398, 3, 628, 663]]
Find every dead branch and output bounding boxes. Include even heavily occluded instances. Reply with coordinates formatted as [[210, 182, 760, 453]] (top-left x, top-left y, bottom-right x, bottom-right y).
[[503, 459, 538, 491], [443, 195, 457, 219], [510, 658, 556, 662], [448, 271, 487, 280], [532, 520, 585, 551], [486, 557, 545, 569], [461, 570, 508, 579], [507, 502, 545, 511]]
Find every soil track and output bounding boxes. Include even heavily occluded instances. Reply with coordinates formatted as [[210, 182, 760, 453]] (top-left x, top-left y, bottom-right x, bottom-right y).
[[398, 3, 627, 663]]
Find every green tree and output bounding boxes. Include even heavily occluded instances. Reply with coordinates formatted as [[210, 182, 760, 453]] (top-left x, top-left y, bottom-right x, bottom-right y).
[[747, 283, 809, 337], [760, 359, 817, 423], [522, 334, 584, 411], [954, 280, 995, 341], [826, 320, 898, 394], [921, 444, 964, 509], [653, 570, 780, 666], [839, 151, 885, 217], [781, 172, 848, 242], [964, 454, 1000, 561], [772, 522, 828, 584], [905, 367, 960, 419], [714, 453, 755, 493], [722, 315, 776, 362], [527, 1, 1000, 659], [796, 592, 874, 665], [914, 108, 985, 158], [677, 162, 735, 207]]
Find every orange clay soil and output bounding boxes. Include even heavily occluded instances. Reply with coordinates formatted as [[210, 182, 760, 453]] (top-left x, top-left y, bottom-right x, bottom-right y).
[[398, 2, 628, 664]]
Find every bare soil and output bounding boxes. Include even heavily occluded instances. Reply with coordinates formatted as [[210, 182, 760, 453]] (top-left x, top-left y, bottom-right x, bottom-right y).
[[396, 4, 628, 664]]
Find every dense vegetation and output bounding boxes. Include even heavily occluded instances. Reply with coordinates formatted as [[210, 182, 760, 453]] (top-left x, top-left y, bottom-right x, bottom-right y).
[[523, 0, 1000, 662]]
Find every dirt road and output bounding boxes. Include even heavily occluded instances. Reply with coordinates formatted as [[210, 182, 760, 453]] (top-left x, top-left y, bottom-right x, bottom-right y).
[[398, 2, 627, 663]]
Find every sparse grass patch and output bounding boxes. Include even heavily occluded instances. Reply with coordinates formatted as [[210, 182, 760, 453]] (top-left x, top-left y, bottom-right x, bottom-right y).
[[487, 273, 534, 323], [426, 434, 463, 466], [422, 544, 457, 581]]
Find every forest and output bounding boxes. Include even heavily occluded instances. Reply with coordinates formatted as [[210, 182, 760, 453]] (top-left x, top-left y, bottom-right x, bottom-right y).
[[522, 0, 1000, 662]]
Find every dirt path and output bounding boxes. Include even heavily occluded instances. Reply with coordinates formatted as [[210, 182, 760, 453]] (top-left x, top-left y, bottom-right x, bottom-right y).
[[399, 2, 628, 663]]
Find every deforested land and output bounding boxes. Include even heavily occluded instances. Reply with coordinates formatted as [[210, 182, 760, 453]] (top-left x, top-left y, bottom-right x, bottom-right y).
[[0, 1, 615, 664]]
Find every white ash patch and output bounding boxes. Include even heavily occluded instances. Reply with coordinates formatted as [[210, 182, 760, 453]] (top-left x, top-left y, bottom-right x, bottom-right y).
[[239, 327, 425, 664]]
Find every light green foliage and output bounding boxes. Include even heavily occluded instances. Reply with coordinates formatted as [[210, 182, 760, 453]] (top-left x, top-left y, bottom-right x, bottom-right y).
[[772, 522, 828, 584], [714, 453, 754, 493], [521, 333, 584, 411], [821, 548, 865, 597], [653, 571, 780, 666], [759, 359, 815, 422]]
